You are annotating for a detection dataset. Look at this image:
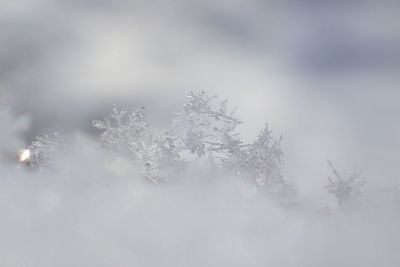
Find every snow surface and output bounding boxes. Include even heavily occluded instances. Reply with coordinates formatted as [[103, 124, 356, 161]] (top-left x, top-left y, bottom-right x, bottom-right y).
[[1, 107, 400, 267]]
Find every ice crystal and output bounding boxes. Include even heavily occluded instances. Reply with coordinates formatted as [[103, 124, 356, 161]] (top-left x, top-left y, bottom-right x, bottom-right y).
[[172, 91, 284, 187], [24, 91, 283, 188], [28, 133, 70, 168], [93, 105, 149, 159], [93, 105, 183, 183], [224, 124, 284, 187], [171, 91, 242, 157], [326, 160, 366, 206]]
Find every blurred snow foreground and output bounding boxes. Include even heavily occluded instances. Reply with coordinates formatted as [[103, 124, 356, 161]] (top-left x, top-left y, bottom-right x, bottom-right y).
[[1, 92, 400, 267]]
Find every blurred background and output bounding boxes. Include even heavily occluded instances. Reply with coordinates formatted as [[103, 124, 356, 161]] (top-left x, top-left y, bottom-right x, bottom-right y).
[[1, 0, 399, 196]]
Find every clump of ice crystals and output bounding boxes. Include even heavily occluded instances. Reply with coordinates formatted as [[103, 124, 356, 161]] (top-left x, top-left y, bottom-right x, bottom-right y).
[[171, 91, 284, 187], [28, 133, 70, 168], [326, 160, 366, 206], [93, 105, 183, 184], [171, 91, 242, 157], [28, 91, 284, 188], [223, 124, 284, 188]]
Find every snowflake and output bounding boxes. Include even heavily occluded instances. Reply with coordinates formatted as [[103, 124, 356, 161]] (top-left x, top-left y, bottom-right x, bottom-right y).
[[171, 91, 242, 157], [28, 133, 70, 168], [171, 91, 284, 187], [223, 124, 284, 187], [93, 105, 183, 183], [326, 160, 366, 206]]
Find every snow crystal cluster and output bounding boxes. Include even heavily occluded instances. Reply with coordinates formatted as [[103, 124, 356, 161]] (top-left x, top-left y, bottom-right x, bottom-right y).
[[92, 105, 182, 184], [18, 91, 366, 204], [171, 91, 283, 188], [27, 133, 70, 168], [22, 91, 283, 190], [4, 94, 400, 267], [90, 91, 283, 188], [326, 160, 366, 206]]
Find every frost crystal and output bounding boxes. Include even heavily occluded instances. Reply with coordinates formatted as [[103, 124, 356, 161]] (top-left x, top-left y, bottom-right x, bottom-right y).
[[224, 124, 284, 187], [93, 105, 148, 159], [28, 133, 70, 168], [172, 91, 284, 187], [326, 160, 366, 206], [93, 105, 183, 183], [24, 91, 283, 189], [171, 91, 242, 157]]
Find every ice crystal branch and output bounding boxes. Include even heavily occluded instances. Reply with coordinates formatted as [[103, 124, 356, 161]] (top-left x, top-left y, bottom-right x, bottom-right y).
[[171, 91, 242, 157], [223, 124, 284, 187], [28, 133, 70, 168], [93, 105, 149, 159], [93, 105, 183, 183], [171, 91, 284, 187], [326, 160, 366, 206]]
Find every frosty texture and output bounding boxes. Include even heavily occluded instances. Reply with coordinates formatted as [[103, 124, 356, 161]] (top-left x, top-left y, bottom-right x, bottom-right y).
[[326, 160, 366, 206], [92, 91, 284, 188], [28, 133, 70, 168], [171, 91, 242, 157], [25, 91, 365, 201], [172, 91, 283, 187], [93, 105, 183, 184]]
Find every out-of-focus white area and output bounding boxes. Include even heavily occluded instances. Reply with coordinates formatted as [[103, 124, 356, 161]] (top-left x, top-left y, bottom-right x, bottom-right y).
[[1, 1, 400, 265], [0, 135, 399, 267]]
